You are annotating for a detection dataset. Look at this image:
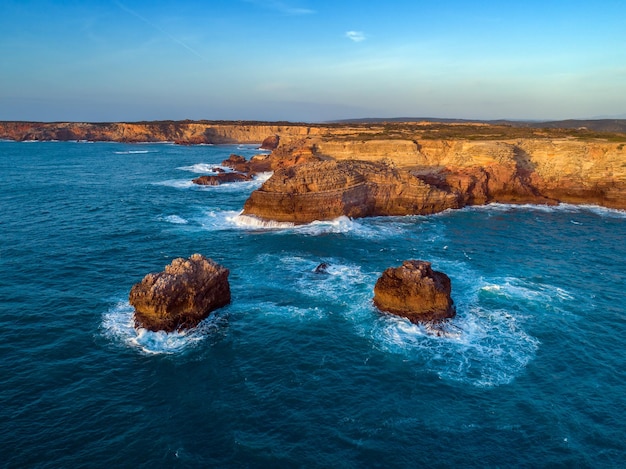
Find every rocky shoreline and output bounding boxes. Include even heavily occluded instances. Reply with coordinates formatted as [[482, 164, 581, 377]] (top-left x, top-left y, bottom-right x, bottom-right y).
[[2, 120, 625, 217]]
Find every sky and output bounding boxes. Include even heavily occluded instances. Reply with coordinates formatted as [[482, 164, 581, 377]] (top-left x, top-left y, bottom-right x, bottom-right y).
[[1, 0, 625, 122]]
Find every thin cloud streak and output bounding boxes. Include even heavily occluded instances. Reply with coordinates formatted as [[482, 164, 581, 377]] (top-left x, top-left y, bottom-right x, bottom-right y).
[[244, 0, 315, 15], [113, 1, 206, 60], [345, 31, 366, 42]]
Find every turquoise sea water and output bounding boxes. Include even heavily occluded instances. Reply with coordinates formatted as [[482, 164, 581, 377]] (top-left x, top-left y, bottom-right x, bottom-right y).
[[1, 141, 625, 467]]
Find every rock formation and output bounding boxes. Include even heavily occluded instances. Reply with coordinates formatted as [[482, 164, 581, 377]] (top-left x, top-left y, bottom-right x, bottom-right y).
[[260, 135, 280, 150], [221, 153, 272, 174], [129, 254, 230, 332], [192, 172, 252, 186], [241, 160, 460, 223], [373, 261, 456, 323], [314, 262, 330, 274]]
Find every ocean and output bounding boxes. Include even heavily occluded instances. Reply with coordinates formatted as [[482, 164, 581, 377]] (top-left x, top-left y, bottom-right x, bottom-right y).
[[1, 141, 625, 467]]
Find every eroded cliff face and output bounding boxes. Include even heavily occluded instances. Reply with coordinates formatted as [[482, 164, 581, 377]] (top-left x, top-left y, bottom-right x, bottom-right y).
[[0, 121, 328, 144], [283, 136, 626, 211], [241, 160, 460, 223]]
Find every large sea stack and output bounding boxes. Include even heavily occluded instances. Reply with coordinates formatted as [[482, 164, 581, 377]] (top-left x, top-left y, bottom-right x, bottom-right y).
[[129, 254, 231, 332], [373, 260, 456, 323], [241, 159, 460, 223]]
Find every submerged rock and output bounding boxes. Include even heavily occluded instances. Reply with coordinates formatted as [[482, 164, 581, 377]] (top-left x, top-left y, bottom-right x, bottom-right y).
[[314, 262, 330, 274], [129, 254, 231, 332], [373, 260, 456, 323]]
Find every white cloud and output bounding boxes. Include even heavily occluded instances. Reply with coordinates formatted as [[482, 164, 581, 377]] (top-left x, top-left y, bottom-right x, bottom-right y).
[[345, 31, 366, 43], [245, 0, 315, 15]]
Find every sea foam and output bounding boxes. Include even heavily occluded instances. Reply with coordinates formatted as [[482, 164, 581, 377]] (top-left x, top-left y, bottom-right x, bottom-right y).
[[176, 163, 229, 173], [102, 301, 224, 355], [465, 202, 626, 218]]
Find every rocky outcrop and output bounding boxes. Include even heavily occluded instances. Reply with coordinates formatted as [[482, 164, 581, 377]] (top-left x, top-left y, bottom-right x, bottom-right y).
[[221, 154, 273, 174], [241, 160, 460, 223], [373, 261, 456, 323], [260, 135, 280, 150], [192, 173, 252, 185], [129, 254, 230, 332], [191, 154, 273, 186]]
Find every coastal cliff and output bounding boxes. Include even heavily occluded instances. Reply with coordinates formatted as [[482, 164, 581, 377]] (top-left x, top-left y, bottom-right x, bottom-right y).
[[2, 120, 624, 216], [0, 121, 326, 144], [242, 160, 460, 223]]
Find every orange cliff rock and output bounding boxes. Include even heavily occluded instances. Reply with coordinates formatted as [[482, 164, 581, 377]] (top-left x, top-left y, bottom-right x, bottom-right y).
[[241, 160, 460, 223], [240, 135, 626, 223], [0, 121, 326, 144]]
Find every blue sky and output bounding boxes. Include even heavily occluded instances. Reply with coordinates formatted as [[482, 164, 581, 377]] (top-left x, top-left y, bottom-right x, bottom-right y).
[[1, 0, 625, 122]]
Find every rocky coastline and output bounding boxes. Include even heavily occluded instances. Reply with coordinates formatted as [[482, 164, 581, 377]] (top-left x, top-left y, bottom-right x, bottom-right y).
[[21, 119, 615, 332], [2, 120, 625, 217]]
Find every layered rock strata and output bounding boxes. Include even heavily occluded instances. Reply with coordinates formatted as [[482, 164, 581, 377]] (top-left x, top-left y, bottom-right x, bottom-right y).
[[373, 260, 456, 323], [241, 160, 460, 223], [315, 138, 626, 210], [129, 254, 230, 332]]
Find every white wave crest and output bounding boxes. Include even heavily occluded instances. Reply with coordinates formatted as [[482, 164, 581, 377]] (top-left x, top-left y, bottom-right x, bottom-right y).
[[155, 179, 195, 189], [466, 202, 626, 218], [176, 163, 229, 173], [101, 302, 223, 354], [480, 277, 575, 303], [232, 214, 296, 230], [229, 215, 379, 237], [162, 215, 188, 225], [229, 214, 444, 240], [372, 305, 540, 387], [114, 150, 153, 155]]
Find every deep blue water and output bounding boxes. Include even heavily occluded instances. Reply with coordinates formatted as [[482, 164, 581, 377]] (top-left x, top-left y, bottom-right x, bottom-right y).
[[1, 141, 625, 467]]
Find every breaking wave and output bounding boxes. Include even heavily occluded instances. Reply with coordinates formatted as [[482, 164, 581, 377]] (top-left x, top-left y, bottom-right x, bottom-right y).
[[101, 301, 225, 355]]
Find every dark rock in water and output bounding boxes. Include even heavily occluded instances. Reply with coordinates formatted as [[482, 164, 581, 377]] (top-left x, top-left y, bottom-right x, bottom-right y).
[[221, 154, 250, 172], [314, 262, 330, 274], [221, 153, 272, 174], [212, 167, 225, 173], [192, 172, 253, 185], [373, 260, 456, 323], [129, 254, 231, 332]]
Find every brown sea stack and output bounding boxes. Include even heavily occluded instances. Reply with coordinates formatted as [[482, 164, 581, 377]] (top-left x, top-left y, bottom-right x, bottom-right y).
[[129, 254, 231, 332], [241, 159, 460, 223], [373, 260, 456, 323]]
